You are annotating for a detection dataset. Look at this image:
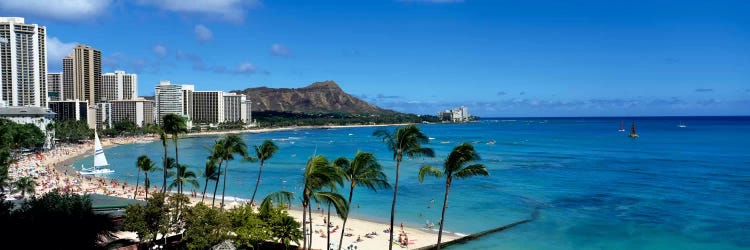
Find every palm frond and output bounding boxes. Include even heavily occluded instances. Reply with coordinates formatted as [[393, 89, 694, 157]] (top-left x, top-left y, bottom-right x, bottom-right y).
[[312, 191, 349, 220], [453, 164, 489, 179], [418, 165, 443, 183], [263, 191, 295, 207]]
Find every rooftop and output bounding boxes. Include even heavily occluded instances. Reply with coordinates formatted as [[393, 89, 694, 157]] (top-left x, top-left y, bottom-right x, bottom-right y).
[[0, 106, 56, 116]]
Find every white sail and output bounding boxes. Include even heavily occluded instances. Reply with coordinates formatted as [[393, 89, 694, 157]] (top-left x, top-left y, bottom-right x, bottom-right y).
[[93, 131, 109, 167]]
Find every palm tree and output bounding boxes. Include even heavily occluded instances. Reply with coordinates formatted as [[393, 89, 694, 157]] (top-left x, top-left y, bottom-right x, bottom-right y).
[[201, 157, 220, 203], [334, 151, 391, 250], [14, 176, 35, 198], [418, 143, 488, 249], [169, 164, 199, 195], [217, 134, 248, 209], [373, 124, 434, 249], [157, 127, 169, 193], [162, 114, 188, 192], [140, 156, 159, 199], [134, 156, 145, 199], [301, 155, 348, 250], [209, 140, 225, 207], [249, 140, 279, 205]]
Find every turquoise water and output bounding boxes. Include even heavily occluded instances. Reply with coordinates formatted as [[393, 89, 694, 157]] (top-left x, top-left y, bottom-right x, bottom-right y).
[[75, 117, 750, 249]]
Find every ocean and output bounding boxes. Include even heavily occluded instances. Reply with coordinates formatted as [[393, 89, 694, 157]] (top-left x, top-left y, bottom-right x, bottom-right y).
[[74, 117, 750, 249]]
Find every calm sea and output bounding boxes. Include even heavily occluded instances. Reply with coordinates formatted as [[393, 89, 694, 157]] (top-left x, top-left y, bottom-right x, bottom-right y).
[[75, 117, 750, 249]]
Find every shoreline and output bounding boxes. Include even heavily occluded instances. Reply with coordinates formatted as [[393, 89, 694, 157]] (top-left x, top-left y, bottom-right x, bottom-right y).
[[9, 122, 461, 249]]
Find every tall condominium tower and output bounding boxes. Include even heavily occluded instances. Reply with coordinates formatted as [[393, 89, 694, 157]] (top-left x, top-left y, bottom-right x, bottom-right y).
[[223, 92, 247, 123], [63, 44, 101, 105], [0, 17, 47, 107], [101, 70, 138, 101], [193, 91, 224, 124], [154, 80, 183, 125], [47, 73, 62, 101]]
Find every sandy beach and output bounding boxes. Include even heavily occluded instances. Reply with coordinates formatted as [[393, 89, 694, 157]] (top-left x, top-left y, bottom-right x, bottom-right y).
[[5, 123, 459, 249]]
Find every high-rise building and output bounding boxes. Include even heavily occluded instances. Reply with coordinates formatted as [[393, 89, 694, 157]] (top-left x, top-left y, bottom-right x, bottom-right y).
[[111, 98, 154, 127], [47, 73, 62, 101], [95, 103, 112, 129], [0, 17, 47, 107], [243, 99, 253, 124], [48, 99, 88, 121], [62, 56, 73, 100], [192, 91, 224, 124], [63, 44, 101, 105], [101, 70, 137, 102], [154, 80, 183, 125], [181, 84, 194, 120], [223, 92, 247, 123]]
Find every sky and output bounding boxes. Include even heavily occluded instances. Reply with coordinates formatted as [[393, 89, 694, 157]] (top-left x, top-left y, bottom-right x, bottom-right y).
[[1, 0, 748, 117]]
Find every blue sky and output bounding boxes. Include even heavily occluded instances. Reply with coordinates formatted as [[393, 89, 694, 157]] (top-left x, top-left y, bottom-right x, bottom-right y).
[[2, 0, 748, 117]]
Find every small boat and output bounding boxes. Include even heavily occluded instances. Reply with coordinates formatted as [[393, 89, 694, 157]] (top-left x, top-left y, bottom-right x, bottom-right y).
[[486, 140, 496, 145], [618, 120, 625, 132], [629, 121, 639, 138], [440, 141, 451, 144], [678, 121, 687, 128], [80, 130, 115, 175]]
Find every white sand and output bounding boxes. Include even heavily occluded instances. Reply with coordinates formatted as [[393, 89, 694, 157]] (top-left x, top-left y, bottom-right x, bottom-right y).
[[285, 209, 457, 250]]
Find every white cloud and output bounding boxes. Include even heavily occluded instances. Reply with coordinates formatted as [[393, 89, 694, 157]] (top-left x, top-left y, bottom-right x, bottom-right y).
[[153, 45, 168, 58], [270, 44, 291, 57], [236, 62, 256, 74], [46, 37, 76, 69], [194, 24, 213, 42], [0, 0, 111, 21], [135, 0, 261, 22]]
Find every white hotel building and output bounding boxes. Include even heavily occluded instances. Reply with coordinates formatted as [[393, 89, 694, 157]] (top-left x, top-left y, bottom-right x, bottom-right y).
[[101, 70, 137, 102], [0, 17, 47, 107]]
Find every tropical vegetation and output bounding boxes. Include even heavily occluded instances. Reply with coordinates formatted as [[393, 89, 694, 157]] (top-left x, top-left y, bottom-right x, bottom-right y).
[[419, 142, 489, 249], [249, 139, 279, 205], [374, 124, 435, 249]]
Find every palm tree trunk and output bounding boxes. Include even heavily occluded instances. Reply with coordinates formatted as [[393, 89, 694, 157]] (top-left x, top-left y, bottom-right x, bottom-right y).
[[162, 142, 168, 193], [220, 160, 230, 209], [302, 199, 308, 250], [338, 183, 355, 250], [389, 157, 402, 250], [327, 200, 331, 250], [145, 174, 150, 199], [173, 137, 180, 192], [308, 203, 313, 250], [250, 160, 264, 205], [211, 159, 223, 207], [436, 176, 451, 250], [134, 169, 141, 199], [201, 177, 209, 202]]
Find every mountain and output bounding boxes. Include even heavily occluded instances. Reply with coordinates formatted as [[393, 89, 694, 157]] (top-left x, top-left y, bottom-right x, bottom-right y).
[[232, 80, 395, 114]]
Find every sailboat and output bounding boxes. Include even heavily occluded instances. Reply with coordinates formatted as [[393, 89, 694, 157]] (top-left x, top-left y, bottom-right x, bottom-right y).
[[79, 130, 115, 175], [678, 121, 687, 128], [618, 120, 626, 132], [629, 121, 639, 138]]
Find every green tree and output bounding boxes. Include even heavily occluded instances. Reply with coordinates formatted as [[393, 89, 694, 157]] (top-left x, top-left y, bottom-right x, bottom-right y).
[[169, 164, 199, 195], [14, 176, 35, 198], [333, 151, 391, 250], [210, 140, 225, 207], [183, 203, 230, 250], [249, 140, 279, 205], [52, 119, 92, 143], [271, 213, 303, 249], [201, 157, 220, 203], [162, 114, 188, 192], [301, 155, 348, 250], [227, 204, 271, 248], [137, 155, 159, 199], [418, 143, 488, 249], [9, 191, 116, 249], [216, 134, 248, 209], [373, 124, 435, 250], [124, 193, 169, 245]]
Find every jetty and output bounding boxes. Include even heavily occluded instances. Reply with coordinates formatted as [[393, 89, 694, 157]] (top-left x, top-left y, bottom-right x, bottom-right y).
[[416, 206, 540, 250]]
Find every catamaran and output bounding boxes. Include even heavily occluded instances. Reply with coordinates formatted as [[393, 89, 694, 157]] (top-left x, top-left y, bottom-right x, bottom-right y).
[[618, 120, 626, 132], [629, 121, 639, 138], [80, 130, 115, 175], [678, 121, 687, 128]]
